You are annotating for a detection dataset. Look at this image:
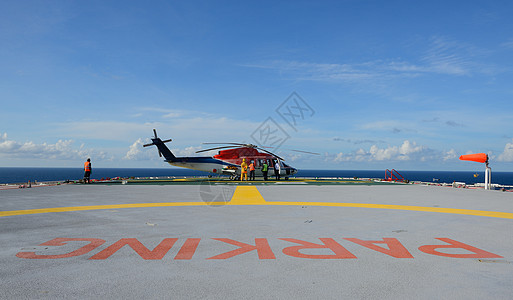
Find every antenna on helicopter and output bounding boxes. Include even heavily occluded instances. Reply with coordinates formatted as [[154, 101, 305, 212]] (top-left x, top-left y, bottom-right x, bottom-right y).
[[143, 129, 172, 157]]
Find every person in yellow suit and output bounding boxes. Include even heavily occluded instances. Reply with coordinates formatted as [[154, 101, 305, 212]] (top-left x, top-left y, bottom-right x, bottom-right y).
[[240, 158, 248, 181]]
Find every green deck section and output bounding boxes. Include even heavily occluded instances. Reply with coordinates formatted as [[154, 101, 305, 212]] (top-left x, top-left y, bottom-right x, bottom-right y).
[[91, 177, 402, 186]]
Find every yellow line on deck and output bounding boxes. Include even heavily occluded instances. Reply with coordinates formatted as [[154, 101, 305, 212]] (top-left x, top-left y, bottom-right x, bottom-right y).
[[1, 186, 513, 219]]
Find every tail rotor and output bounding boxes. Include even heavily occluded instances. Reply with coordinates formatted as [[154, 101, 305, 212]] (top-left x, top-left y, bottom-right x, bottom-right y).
[[143, 129, 172, 157]]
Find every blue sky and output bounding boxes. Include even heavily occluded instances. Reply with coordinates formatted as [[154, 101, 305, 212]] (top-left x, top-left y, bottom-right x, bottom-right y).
[[1, 0, 513, 171]]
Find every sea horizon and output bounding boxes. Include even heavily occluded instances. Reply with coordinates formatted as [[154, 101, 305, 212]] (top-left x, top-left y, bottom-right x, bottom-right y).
[[1, 167, 513, 185]]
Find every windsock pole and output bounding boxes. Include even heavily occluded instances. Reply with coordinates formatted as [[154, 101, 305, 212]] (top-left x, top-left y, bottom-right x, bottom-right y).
[[459, 153, 491, 190], [485, 166, 491, 190]]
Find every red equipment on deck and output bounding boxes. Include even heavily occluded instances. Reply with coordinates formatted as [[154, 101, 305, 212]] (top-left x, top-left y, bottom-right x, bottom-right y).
[[385, 169, 405, 182]]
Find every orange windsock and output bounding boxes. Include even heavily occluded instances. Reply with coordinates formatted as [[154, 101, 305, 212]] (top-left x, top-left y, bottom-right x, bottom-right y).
[[459, 153, 488, 163]]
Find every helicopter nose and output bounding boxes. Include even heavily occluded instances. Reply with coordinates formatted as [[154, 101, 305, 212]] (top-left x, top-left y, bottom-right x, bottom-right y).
[[291, 167, 298, 174]]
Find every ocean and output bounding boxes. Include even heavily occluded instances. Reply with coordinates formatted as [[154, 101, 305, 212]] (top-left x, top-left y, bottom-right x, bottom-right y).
[[1, 167, 513, 185]]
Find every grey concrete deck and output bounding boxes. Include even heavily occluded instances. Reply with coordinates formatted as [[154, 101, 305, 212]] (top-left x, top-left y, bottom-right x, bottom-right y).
[[1, 183, 512, 299]]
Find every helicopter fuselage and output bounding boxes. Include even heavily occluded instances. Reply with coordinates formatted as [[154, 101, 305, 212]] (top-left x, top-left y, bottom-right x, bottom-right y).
[[166, 149, 297, 178]]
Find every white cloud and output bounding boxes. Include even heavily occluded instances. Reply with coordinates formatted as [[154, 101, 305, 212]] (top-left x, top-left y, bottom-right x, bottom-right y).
[[369, 140, 426, 161], [333, 152, 345, 163], [0, 132, 108, 160], [172, 146, 215, 157], [501, 39, 513, 49], [325, 140, 456, 163], [443, 149, 458, 161], [243, 36, 496, 84], [360, 120, 416, 134], [59, 113, 294, 163], [163, 112, 182, 118], [243, 60, 412, 82], [57, 121, 160, 141], [58, 115, 264, 144], [497, 140, 513, 162], [421, 36, 472, 75], [285, 153, 304, 162], [124, 138, 155, 161], [124, 139, 217, 161], [138, 107, 211, 119]]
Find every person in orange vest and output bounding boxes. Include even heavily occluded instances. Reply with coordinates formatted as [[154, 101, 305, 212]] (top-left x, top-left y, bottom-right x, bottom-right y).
[[249, 160, 256, 181], [83, 158, 92, 184], [240, 158, 248, 181]]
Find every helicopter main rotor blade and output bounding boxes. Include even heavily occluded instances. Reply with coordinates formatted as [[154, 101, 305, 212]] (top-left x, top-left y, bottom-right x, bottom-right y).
[[258, 145, 320, 156], [196, 146, 237, 153], [197, 144, 284, 160], [202, 142, 245, 146], [200, 142, 316, 160], [288, 149, 320, 155], [202, 142, 260, 148], [254, 147, 285, 161], [203, 143, 284, 160]]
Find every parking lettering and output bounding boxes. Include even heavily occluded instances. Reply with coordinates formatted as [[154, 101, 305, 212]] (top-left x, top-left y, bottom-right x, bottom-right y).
[[174, 238, 201, 260], [89, 238, 178, 260], [16, 237, 504, 260], [280, 238, 357, 259], [418, 238, 503, 258], [16, 238, 105, 259], [208, 238, 275, 259], [344, 238, 414, 258]]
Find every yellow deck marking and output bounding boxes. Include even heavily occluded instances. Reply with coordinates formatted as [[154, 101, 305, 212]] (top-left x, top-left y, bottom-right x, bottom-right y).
[[264, 202, 513, 219], [229, 186, 266, 205], [1, 186, 513, 219]]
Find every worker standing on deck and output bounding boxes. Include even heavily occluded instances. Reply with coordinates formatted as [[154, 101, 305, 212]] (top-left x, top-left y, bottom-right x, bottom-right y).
[[249, 160, 255, 181], [240, 158, 248, 181], [262, 160, 268, 181], [83, 158, 92, 184], [274, 159, 280, 180]]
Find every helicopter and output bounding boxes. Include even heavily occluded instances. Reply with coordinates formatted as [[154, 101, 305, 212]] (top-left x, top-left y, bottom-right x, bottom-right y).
[[143, 129, 300, 180]]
